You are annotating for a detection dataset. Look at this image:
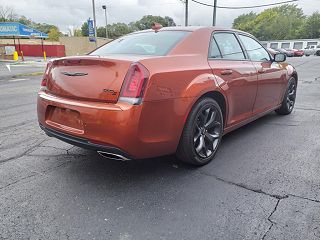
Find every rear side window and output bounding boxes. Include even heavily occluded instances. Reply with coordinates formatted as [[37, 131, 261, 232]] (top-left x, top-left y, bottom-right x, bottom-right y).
[[238, 35, 270, 62], [90, 31, 189, 56], [209, 38, 222, 58], [212, 33, 245, 60]]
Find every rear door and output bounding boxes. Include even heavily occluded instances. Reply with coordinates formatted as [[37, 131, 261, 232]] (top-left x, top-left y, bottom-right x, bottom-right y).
[[237, 34, 287, 113], [208, 32, 258, 127]]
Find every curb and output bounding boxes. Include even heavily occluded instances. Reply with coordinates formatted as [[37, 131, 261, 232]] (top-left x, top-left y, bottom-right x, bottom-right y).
[[14, 71, 44, 77], [0, 71, 44, 80]]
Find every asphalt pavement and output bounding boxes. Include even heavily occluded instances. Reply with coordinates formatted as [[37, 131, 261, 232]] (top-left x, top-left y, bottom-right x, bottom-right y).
[[0, 56, 320, 240], [0, 59, 46, 80]]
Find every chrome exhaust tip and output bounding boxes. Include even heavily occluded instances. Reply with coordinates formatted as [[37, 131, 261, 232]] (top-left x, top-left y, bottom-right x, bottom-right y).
[[97, 151, 130, 161]]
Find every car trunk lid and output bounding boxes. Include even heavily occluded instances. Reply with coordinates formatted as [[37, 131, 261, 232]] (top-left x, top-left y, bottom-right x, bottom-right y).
[[46, 56, 133, 103]]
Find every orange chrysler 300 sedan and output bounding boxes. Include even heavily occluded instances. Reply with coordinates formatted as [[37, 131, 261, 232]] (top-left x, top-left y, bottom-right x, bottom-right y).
[[37, 26, 298, 166]]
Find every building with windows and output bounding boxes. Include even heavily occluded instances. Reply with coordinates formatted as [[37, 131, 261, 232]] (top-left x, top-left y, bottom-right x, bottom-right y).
[[261, 39, 320, 50]]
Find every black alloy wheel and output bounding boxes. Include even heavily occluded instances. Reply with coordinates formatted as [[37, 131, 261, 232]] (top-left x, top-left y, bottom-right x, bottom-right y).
[[286, 81, 296, 112], [193, 106, 222, 158], [276, 77, 297, 115], [177, 98, 223, 166]]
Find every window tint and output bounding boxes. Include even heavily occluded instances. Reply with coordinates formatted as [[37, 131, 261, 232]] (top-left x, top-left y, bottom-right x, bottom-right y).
[[238, 35, 270, 62], [213, 33, 245, 60], [209, 38, 222, 58], [90, 31, 189, 56]]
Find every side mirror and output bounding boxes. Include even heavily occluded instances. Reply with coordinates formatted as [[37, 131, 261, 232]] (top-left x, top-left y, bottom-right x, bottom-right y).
[[274, 53, 286, 62]]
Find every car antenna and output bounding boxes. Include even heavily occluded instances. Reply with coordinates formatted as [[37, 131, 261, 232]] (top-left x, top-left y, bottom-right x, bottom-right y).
[[151, 22, 163, 33]]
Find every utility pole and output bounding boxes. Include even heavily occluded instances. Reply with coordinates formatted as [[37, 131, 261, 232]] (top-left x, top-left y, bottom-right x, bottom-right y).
[[92, 0, 97, 45], [102, 5, 108, 39], [185, 0, 188, 26], [212, 0, 217, 26]]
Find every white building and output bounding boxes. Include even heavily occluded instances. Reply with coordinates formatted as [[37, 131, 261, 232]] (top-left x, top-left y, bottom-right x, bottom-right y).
[[260, 38, 320, 50]]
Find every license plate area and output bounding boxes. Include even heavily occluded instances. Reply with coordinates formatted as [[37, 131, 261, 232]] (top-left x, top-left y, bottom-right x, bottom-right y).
[[45, 106, 84, 134]]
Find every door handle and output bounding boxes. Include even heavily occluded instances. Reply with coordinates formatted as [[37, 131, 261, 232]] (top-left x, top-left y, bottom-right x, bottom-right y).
[[258, 68, 266, 74], [221, 70, 233, 75]]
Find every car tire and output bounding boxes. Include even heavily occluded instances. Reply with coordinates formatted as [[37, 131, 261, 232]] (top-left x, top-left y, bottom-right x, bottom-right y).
[[176, 97, 223, 166], [275, 77, 297, 115], [316, 50, 320, 56]]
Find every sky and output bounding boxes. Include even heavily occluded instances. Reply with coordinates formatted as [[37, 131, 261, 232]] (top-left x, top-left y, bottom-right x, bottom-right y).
[[0, 0, 319, 33]]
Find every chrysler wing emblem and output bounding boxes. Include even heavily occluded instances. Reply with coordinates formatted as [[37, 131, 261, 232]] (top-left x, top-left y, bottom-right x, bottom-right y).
[[61, 72, 88, 76]]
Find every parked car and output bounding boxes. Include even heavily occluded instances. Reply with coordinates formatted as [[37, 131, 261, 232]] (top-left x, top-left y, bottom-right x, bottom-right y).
[[267, 47, 279, 56], [304, 45, 320, 56], [291, 49, 304, 57], [276, 48, 294, 57], [284, 49, 297, 57], [38, 26, 298, 166]]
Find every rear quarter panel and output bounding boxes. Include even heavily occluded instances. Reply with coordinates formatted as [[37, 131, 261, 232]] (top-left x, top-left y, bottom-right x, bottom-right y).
[[136, 29, 227, 154]]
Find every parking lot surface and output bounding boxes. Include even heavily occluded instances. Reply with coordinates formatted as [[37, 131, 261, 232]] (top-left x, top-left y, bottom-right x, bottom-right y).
[[1, 56, 320, 240]]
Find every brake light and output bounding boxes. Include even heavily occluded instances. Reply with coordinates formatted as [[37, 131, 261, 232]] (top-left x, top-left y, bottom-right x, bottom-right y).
[[119, 62, 149, 104], [40, 61, 52, 91], [41, 78, 47, 87]]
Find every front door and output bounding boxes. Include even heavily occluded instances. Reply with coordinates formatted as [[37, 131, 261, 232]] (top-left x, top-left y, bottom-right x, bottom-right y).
[[237, 34, 287, 114]]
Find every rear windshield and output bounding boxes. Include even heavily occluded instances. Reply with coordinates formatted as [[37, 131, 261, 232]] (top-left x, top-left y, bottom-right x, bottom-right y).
[[90, 31, 189, 56]]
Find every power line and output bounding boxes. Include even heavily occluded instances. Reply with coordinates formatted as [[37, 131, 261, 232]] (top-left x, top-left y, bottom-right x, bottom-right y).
[[191, 0, 299, 9]]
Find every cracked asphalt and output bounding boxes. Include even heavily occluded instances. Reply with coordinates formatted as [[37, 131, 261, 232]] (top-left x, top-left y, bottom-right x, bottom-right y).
[[1, 56, 320, 240]]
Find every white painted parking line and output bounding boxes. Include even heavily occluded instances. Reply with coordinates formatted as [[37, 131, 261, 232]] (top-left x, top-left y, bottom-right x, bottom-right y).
[[8, 78, 29, 82]]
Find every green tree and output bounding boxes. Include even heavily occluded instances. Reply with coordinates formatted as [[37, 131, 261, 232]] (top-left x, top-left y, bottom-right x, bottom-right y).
[[300, 12, 320, 39], [108, 23, 133, 39], [134, 15, 176, 30], [233, 4, 306, 40], [81, 22, 89, 36], [233, 12, 257, 33], [164, 16, 176, 27], [33, 23, 59, 34], [0, 6, 17, 22], [48, 27, 60, 41], [0, 7, 63, 39], [97, 26, 106, 38], [17, 15, 33, 26], [74, 29, 82, 37]]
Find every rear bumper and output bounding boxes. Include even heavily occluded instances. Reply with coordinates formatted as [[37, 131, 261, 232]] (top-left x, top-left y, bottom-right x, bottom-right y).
[[40, 124, 132, 160], [37, 91, 189, 159]]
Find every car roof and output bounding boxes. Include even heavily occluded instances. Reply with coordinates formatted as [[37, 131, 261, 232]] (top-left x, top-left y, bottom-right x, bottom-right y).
[[131, 26, 251, 35]]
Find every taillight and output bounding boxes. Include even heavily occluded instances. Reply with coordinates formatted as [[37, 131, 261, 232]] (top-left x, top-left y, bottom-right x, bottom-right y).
[[119, 62, 149, 105], [40, 78, 47, 87], [40, 62, 52, 91]]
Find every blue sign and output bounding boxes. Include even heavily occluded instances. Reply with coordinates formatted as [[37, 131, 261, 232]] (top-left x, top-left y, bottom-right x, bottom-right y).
[[87, 19, 96, 42], [0, 22, 48, 38]]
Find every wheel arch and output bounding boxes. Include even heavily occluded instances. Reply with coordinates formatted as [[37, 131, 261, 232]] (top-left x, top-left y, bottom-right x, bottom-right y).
[[286, 64, 298, 84], [291, 71, 298, 82], [183, 90, 228, 129], [200, 91, 227, 127]]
